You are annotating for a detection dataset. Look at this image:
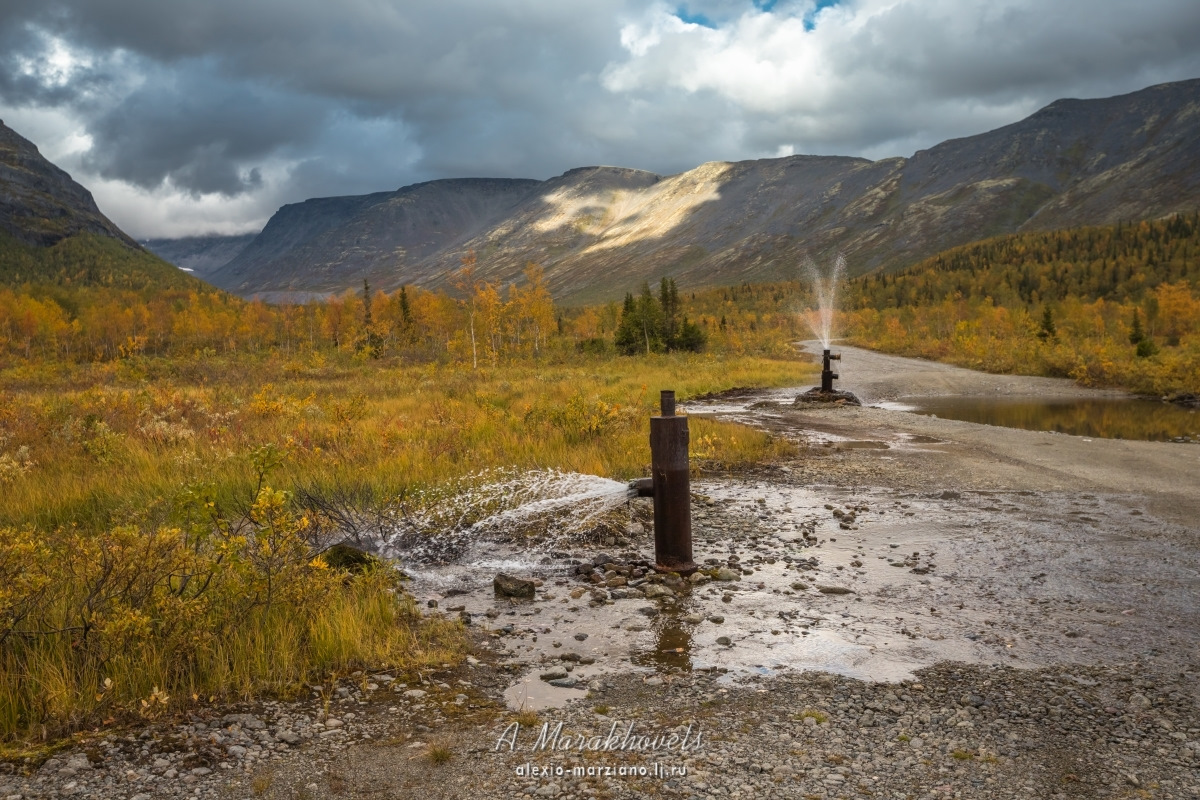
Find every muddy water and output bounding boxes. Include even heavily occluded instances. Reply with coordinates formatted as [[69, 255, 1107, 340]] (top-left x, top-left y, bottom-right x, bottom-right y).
[[396, 345, 1198, 710], [404, 474, 1198, 710], [899, 396, 1199, 442]]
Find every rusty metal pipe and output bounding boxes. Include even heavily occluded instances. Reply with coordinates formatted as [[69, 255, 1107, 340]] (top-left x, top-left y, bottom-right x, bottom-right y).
[[821, 348, 841, 393], [649, 390, 696, 575]]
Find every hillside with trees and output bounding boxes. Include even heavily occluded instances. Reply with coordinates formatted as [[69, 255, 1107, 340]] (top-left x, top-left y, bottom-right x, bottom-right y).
[[841, 215, 1200, 396]]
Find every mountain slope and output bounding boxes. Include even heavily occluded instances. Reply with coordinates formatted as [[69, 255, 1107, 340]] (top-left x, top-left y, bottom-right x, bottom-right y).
[[207, 78, 1200, 303], [143, 234, 258, 278], [209, 179, 542, 295], [0, 119, 208, 292], [0, 121, 136, 248]]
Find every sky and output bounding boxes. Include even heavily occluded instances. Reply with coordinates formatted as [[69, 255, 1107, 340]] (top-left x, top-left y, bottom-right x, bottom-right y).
[[1, 0, 1199, 240]]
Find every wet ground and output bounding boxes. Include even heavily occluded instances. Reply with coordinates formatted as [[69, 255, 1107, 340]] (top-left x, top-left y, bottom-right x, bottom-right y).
[[398, 344, 1200, 713], [18, 344, 1200, 800]]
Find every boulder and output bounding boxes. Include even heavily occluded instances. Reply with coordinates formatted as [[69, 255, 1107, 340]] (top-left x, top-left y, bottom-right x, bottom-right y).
[[494, 572, 536, 598]]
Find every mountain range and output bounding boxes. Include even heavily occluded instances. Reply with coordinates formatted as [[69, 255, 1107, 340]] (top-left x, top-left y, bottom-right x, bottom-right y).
[[6, 78, 1200, 303]]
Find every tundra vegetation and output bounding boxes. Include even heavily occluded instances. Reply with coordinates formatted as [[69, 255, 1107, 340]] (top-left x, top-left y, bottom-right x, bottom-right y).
[[0, 214, 1196, 747], [0, 252, 804, 746]]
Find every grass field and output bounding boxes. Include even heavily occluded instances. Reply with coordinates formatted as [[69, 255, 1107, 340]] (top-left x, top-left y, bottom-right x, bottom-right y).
[[0, 348, 811, 744]]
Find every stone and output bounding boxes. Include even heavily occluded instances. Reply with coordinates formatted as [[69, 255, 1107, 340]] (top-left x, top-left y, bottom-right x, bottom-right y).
[[790, 582, 809, 591], [226, 745, 247, 759], [717, 636, 732, 646], [817, 585, 854, 595], [1128, 693, 1151, 710], [689, 572, 712, 584], [540, 667, 569, 681], [548, 676, 579, 688], [642, 584, 673, 599], [404, 689, 428, 699], [715, 568, 740, 581], [222, 713, 267, 730], [494, 573, 536, 598], [574, 632, 588, 641]]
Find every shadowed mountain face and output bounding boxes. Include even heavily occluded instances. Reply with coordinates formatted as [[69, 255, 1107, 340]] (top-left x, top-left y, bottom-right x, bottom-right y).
[[0, 121, 137, 248], [143, 234, 258, 279]]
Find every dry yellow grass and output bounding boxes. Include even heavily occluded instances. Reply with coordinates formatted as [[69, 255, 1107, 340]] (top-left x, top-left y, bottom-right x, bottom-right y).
[[0, 349, 812, 743]]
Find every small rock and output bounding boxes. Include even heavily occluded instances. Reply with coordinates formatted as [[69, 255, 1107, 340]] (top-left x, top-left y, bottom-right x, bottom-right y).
[[714, 568, 740, 581], [540, 667, 569, 681], [222, 713, 267, 730], [790, 582, 809, 591], [817, 585, 854, 595], [716, 636, 732, 646], [1128, 693, 1151, 710], [494, 573, 536, 598], [574, 632, 588, 641]]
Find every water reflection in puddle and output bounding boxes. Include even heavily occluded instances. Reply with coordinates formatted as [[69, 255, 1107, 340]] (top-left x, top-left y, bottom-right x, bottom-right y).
[[897, 396, 1198, 442], [631, 621, 693, 672]]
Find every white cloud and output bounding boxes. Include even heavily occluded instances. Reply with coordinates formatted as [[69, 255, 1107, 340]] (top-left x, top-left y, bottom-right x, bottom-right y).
[[602, 0, 1200, 155]]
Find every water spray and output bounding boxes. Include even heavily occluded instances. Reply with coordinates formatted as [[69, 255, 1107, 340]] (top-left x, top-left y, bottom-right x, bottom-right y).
[[797, 253, 861, 405]]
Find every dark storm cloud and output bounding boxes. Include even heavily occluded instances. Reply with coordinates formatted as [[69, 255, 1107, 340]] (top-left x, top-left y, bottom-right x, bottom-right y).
[[1, 0, 1199, 236], [80, 61, 331, 196]]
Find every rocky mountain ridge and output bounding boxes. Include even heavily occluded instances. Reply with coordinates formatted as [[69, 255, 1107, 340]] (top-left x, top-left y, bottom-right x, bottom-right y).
[[8, 78, 1200, 304], [0, 120, 137, 249], [201, 79, 1200, 303]]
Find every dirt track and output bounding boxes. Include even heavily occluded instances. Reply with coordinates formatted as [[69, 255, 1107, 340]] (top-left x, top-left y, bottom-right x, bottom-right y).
[[745, 343, 1200, 528]]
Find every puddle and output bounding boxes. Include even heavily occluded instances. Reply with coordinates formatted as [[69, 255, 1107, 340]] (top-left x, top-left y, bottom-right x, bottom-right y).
[[901, 396, 1199, 443], [392, 471, 1199, 711]]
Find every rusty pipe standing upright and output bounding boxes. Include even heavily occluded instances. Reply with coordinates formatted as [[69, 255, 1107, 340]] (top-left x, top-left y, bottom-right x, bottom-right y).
[[821, 348, 841, 393], [647, 390, 696, 575]]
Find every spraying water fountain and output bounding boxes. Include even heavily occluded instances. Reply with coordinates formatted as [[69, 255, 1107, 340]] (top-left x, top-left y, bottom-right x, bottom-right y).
[[796, 254, 861, 406]]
